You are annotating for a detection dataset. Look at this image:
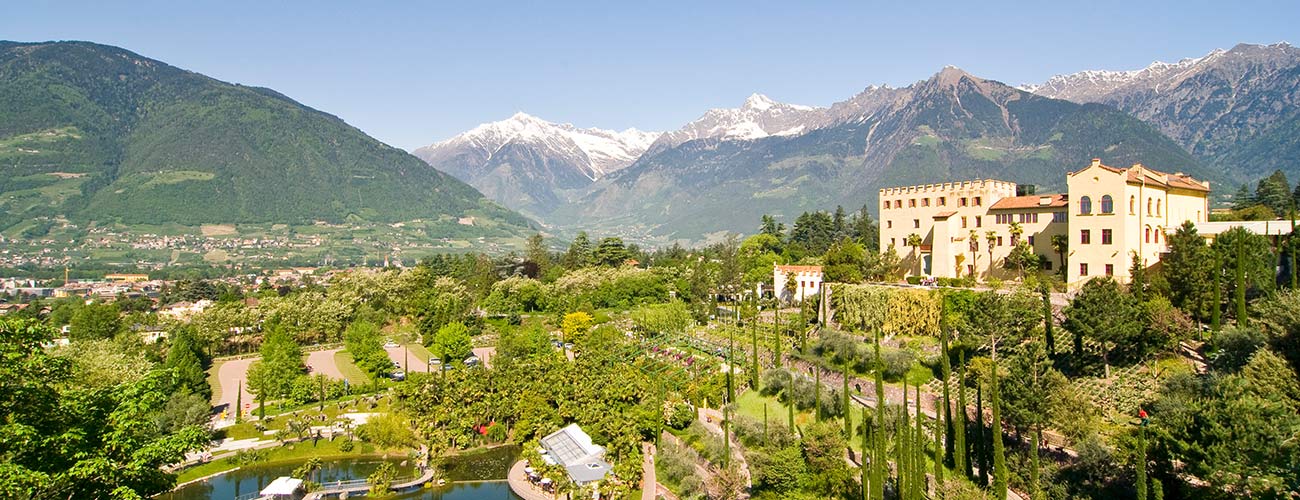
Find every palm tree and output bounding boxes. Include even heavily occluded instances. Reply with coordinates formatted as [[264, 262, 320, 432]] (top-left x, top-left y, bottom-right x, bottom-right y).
[[1051, 234, 1068, 275], [906, 233, 923, 276], [968, 230, 980, 279], [986, 231, 998, 278], [1009, 221, 1024, 246]]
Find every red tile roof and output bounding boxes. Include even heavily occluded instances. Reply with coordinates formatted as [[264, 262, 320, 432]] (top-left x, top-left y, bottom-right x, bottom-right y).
[[989, 193, 1068, 210], [932, 211, 958, 218], [1074, 159, 1210, 193]]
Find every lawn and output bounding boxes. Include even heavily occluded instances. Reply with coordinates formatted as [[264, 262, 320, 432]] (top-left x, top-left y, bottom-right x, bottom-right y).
[[333, 351, 371, 385], [403, 343, 434, 364]]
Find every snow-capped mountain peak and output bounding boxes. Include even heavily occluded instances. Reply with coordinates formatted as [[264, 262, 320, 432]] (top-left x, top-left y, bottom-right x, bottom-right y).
[[649, 93, 822, 151]]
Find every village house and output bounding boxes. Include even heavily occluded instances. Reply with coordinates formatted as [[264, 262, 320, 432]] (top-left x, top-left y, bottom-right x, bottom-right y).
[[773, 264, 823, 303]]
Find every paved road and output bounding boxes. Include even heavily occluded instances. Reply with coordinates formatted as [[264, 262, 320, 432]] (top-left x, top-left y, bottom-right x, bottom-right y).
[[385, 345, 428, 373], [305, 348, 347, 381], [214, 357, 257, 420]]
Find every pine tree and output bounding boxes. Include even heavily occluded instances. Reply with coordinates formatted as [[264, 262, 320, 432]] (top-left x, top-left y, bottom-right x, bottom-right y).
[[165, 329, 210, 400], [991, 346, 1007, 500]]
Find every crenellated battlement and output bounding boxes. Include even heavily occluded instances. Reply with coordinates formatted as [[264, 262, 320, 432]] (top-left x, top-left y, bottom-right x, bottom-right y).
[[878, 179, 1017, 197]]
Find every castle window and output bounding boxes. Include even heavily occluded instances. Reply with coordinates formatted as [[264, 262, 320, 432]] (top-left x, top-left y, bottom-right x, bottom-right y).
[[976, 216, 982, 228], [1130, 195, 1136, 214], [909, 199, 917, 208], [1105, 264, 1114, 276], [997, 236, 1004, 247], [1145, 226, 1151, 243], [1101, 195, 1113, 214], [1080, 229, 1091, 244], [1027, 235, 1035, 246], [1147, 198, 1153, 216], [887, 220, 893, 229], [962, 216, 968, 228], [922, 198, 930, 207], [974, 196, 982, 206], [1156, 199, 1162, 216], [913, 219, 920, 228], [1102, 229, 1112, 245], [1155, 229, 1161, 243], [938, 197, 946, 206], [883, 201, 889, 210], [960, 197, 968, 207], [1053, 212, 1066, 222], [1080, 263, 1089, 276], [1079, 196, 1092, 215]]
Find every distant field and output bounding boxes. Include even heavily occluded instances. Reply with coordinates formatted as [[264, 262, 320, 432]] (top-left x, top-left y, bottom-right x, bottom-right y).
[[201, 224, 237, 236]]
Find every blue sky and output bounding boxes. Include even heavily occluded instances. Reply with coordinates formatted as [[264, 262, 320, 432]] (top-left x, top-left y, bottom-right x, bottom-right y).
[[4, 1, 1297, 150]]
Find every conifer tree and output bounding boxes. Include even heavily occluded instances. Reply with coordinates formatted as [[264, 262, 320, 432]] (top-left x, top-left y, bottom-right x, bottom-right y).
[[1136, 424, 1148, 500], [871, 329, 886, 500], [940, 329, 954, 464], [862, 407, 871, 500], [915, 384, 925, 500], [1235, 239, 1248, 327], [899, 379, 909, 498], [991, 347, 1007, 500], [1030, 426, 1041, 500], [751, 307, 760, 390], [1039, 281, 1055, 358], [815, 366, 822, 422], [935, 389, 945, 498], [843, 360, 852, 439], [976, 383, 987, 486], [773, 305, 781, 368], [1212, 253, 1222, 331], [956, 352, 970, 479]]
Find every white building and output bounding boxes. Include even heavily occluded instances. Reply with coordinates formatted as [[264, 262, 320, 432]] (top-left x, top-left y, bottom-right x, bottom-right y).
[[773, 264, 823, 303], [539, 424, 611, 486]]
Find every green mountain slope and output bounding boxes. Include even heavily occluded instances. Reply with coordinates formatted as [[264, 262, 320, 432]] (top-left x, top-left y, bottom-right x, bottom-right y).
[[0, 41, 531, 230]]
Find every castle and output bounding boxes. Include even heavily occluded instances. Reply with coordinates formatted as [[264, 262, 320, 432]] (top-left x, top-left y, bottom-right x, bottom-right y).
[[878, 159, 1211, 287]]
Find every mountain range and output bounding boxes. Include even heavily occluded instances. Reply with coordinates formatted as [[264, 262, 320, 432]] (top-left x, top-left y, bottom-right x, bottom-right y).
[[420, 43, 1298, 244], [1021, 42, 1300, 182], [0, 41, 532, 237]]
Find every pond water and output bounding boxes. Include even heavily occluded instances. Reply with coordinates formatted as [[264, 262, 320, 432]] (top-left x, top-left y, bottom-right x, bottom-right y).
[[164, 446, 522, 500]]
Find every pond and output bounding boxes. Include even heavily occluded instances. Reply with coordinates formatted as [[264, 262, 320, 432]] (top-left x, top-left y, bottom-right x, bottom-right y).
[[164, 446, 522, 500]]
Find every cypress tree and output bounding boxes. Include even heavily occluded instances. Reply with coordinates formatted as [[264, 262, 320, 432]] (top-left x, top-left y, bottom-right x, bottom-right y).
[[773, 305, 782, 368], [723, 404, 731, 467], [935, 391, 945, 497], [235, 380, 243, 423], [751, 304, 760, 390], [940, 330, 954, 465], [991, 348, 1007, 500], [1040, 281, 1055, 358], [1136, 425, 1148, 500], [956, 352, 970, 479], [862, 407, 871, 500], [1235, 238, 1248, 327], [915, 384, 925, 500], [899, 380, 909, 499], [976, 383, 987, 486], [872, 329, 886, 500], [843, 361, 852, 439], [727, 326, 736, 404], [1030, 426, 1041, 500], [815, 366, 822, 422], [1212, 253, 1222, 331], [1152, 478, 1164, 500]]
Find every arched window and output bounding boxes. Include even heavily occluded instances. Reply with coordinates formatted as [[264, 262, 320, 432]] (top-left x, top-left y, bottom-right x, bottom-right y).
[[1147, 198, 1153, 216], [1155, 228, 1161, 244], [1156, 199, 1162, 216], [1145, 226, 1151, 243], [1101, 195, 1114, 214], [1130, 195, 1136, 214], [1079, 196, 1092, 215]]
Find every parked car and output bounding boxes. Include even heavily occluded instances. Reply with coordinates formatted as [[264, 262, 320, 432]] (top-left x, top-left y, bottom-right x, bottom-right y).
[[464, 356, 480, 367], [391, 370, 406, 381], [384, 340, 399, 348]]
